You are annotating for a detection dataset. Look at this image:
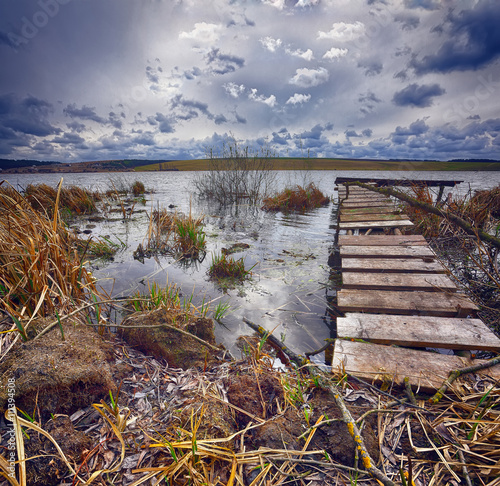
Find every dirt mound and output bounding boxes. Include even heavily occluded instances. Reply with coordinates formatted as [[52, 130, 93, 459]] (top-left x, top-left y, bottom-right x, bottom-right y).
[[24, 415, 91, 485], [119, 308, 223, 369], [0, 319, 116, 418]]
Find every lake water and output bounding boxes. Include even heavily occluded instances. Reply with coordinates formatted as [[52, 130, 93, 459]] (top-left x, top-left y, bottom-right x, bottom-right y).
[[3, 169, 500, 360]]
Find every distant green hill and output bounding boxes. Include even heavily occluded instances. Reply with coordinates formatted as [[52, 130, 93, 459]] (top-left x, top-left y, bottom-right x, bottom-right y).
[[0, 159, 61, 170]]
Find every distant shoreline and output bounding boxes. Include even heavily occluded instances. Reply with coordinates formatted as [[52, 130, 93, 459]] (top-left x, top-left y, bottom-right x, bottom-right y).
[[1, 157, 499, 174]]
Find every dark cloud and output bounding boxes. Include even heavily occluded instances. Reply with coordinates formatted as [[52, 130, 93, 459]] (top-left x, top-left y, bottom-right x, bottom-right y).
[[67, 121, 86, 133], [358, 91, 382, 104], [362, 128, 373, 137], [391, 119, 429, 144], [392, 83, 445, 107], [0, 94, 60, 137], [154, 113, 175, 133], [205, 48, 245, 75], [358, 60, 383, 76], [64, 104, 107, 124], [410, 1, 500, 74], [394, 13, 420, 31], [0, 30, 17, 49], [52, 132, 87, 146], [345, 129, 361, 138], [404, 0, 438, 9], [183, 67, 202, 80], [271, 128, 291, 145], [393, 70, 408, 82]]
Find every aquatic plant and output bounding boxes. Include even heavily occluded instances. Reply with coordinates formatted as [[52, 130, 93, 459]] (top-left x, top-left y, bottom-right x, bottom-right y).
[[262, 183, 330, 212], [24, 183, 101, 217], [131, 180, 145, 196], [139, 207, 206, 260], [207, 252, 255, 283], [193, 135, 277, 205]]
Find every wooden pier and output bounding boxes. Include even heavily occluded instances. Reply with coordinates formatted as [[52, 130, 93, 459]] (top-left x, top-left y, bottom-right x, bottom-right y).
[[332, 183, 500, 392]]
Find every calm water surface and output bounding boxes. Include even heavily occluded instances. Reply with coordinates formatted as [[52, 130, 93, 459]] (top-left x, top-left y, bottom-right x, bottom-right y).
[[3, 170, 500, 359]]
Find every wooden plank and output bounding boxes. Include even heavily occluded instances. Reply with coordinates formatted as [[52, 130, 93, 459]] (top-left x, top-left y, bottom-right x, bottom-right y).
[[341, 257, 443, 273], [339, 220, 414, 230], [340, 245, 435, 259], [340, 207, 399, 215], [332, 340, 500, 392], [336, 177, 463, 187], [340, 202, 396, 209], [342, 272, 457, 291], [337, 289, 478, 316], [341, 197, 390, 203], [337, 313, 500, 351], [340, 213, 408, 222], [339, 235, 427, 246]]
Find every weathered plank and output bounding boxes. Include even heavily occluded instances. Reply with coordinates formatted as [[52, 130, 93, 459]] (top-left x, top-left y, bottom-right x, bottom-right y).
[[341, 257, 444, 273], [338, 235, 427, 246], [337, 289, 478, 316], [336, 177, 462, 187], [332, 340, 500, 392], [337, 313, 500, 351], [342, 272, 456, 291], [341, 197, 390, 203], [340, 213, 408, 222], [340, 207, 400, 215], [340, 202, 396, 209], [339, 220, 414, 230], [340, 245, 435, 259]]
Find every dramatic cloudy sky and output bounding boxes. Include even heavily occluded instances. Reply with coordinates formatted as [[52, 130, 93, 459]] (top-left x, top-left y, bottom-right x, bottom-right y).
[[1, 0, 499, 162]]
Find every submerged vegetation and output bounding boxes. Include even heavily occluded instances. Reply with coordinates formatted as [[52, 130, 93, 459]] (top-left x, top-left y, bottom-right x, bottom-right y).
[[193, 136, 277, 205], [135, 207, 206, 261], [262, 182, 330, 212], [207, 252, 255, 284]]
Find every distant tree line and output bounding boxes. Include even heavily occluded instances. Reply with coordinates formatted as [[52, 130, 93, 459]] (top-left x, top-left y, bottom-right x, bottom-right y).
[[0, 159, 61, 170]]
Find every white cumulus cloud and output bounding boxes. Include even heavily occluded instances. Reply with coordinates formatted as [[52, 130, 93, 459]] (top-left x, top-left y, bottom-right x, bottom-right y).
[[318, 21, 365, 42], [260, 36, 282, 52], [262, 0, 286, 10], [249, 88, 277, 107], [223, 82, 246, 98], [286, 48, 314, 61], [286, 93, 312, 105], [179, 22, 222, 44], [289, 67, 329, 88], [295, 0, 320, 6], [323, 47, 349, 60]]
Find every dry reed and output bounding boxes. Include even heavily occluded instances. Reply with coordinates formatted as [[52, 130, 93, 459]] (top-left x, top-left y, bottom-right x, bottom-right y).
[[0, 181, 99, 322], [262, 183, 329, 212]]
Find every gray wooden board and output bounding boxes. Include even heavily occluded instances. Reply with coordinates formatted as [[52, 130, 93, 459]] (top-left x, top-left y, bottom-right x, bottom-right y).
[[340, 213, 408, 222], [341, 257, 443, 273], [339, 220, 414, 230], [342, 197, 390, 204], [340, 207, 399, 215], [337, 313, 500, 351], [332, 340, 500, 392], [340, 245, 435, 259], [342, 272, 457, 291], [339, 235, 427, 246], [337, 289, 478, 316]]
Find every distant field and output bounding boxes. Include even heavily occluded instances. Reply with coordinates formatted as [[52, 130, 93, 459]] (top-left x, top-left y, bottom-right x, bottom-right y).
[[135, 158, 500, 172]]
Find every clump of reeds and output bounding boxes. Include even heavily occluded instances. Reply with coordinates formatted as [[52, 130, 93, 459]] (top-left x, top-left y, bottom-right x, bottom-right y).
[[131, 180, 145, 196], [24, 183, 101, 217], [262, 183, 329, 212], [0, 182, 99, 323], [138, 207, 206, 260], [207, 252, 255, 283], [403, 185, 442, 237]]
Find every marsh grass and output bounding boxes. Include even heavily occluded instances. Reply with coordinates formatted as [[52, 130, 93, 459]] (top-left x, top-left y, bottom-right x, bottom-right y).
[[24, 183, 101, 217], [207, 252, 255, 284], [131, 180, 145, 196], [0, 181, 100, 324], [262, 183, 329, 212], [139, 206, 206, 260]]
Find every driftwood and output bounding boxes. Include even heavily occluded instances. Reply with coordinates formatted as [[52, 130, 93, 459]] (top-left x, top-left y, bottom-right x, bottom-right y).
[[242, 317, 397, 486], [430, 354, 500, 404], [345, 182, 500, 250]]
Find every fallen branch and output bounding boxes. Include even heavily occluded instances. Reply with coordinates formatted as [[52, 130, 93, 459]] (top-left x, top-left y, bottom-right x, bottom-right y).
[[346, 182, 500, 250], [242, 317, 397, 486], [430, 354, 500, 404]]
